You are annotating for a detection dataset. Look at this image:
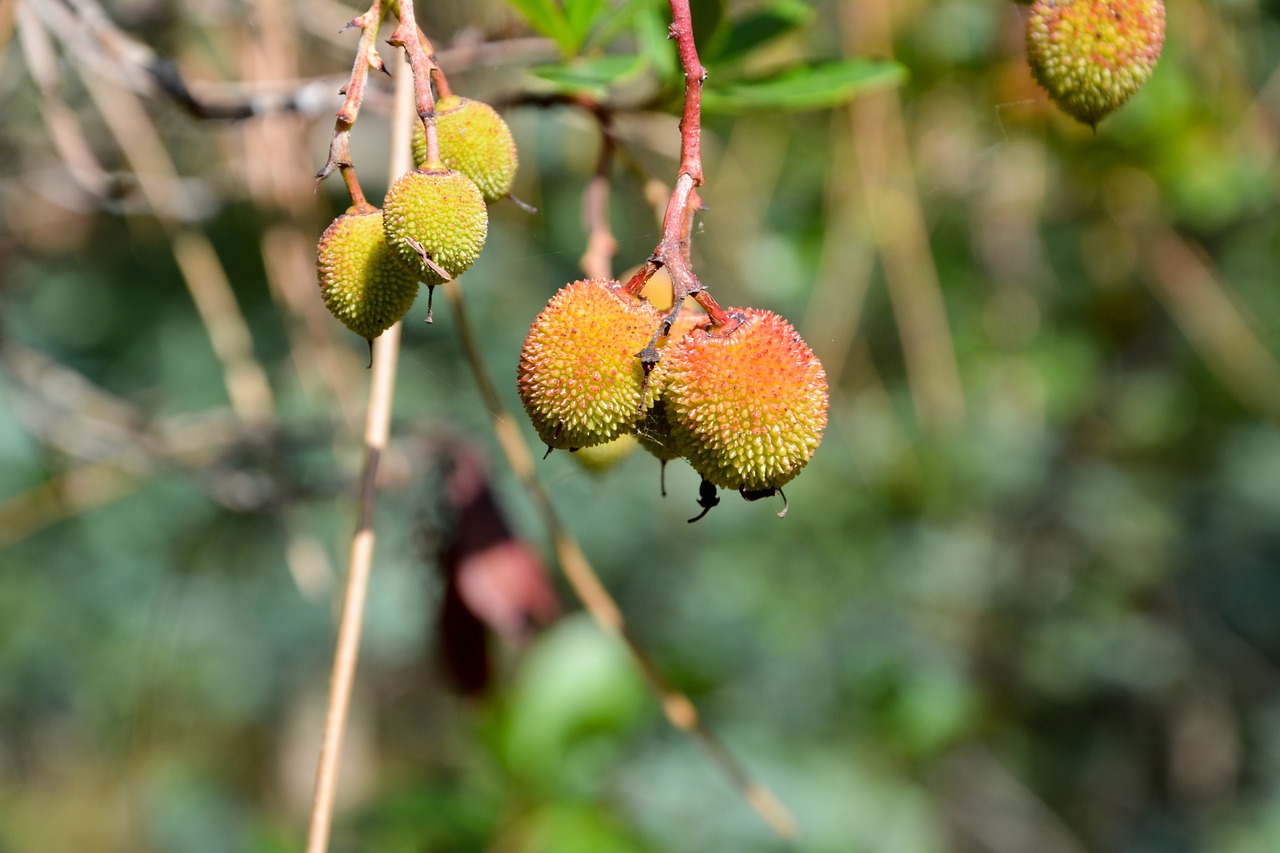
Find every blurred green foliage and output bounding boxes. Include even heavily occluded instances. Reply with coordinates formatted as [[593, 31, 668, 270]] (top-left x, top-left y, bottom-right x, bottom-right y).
[[3, 0, 1280, 851]]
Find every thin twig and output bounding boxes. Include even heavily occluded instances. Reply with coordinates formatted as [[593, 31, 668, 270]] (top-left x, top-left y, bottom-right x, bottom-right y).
[[64, 44, 277, 432], [316, 0, 385, 196], [839, 0, 965, 432], [580, 113, 618, 280], [387, 0, 441, 168], [444, 280, 798, 842], [304, 45, 415, 853], [31, 0, 554, 122], [622, 0, 731, 370], [1142, 228, 1280, 418]]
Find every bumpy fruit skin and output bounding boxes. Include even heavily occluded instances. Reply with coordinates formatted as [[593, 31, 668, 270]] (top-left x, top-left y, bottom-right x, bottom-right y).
[[413, 98, 519, 204], [517, 279, 664, 450], [636, 307, 708, 463], [316, 209, 419, 340], [660, 309, 828, 492], [382, 168, 488, 285], [1026, 0, 1165, 127]]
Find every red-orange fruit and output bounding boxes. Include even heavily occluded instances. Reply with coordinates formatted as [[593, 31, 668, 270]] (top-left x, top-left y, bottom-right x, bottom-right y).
[[517, 279, 664, 450], [660, 308, 828, 491]]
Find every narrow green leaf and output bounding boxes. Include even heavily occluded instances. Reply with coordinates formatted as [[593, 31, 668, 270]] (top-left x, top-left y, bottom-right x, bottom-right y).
[[506, 0, 576, 53], [564, 0, 608, 47], [701, 59, 907, 113], [704, 0, 814, 66], [688, 0, 725, 49], [634, 4, 678, 84], [588, 0, 660, 49], [529, 54, 649, 98]]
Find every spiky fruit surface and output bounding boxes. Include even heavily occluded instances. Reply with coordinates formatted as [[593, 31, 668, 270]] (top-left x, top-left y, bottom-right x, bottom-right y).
[[1026, 0, 1165, 127], [413, 98, 518, 204], [316, 209, 419, 340], [660, 309, 828, 491], [382, 168, 488, 285], [517, 279, 664, 450]]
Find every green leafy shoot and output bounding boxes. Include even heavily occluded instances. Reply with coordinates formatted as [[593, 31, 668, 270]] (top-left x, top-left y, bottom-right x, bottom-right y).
[[701, 59, 908, 114], [702, 0, 814, 68], [529, 54, 651, 99]]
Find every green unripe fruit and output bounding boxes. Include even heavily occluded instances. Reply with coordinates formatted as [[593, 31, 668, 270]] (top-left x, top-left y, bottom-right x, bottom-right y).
[[413, 97, 519, 204], [517, 279, 664, 450], [572, 434, 639, 473], [1026, 0, 1166, 127], [316, 209, 419, 341], [659, 308, 828, 492], [382, 167, 488, 286]]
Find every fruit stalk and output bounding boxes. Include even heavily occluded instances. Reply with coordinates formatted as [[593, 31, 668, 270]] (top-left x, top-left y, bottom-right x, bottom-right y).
[[623, 0, 729, 334], [387, 0, 442, 168], [316, 0, 385, 204]]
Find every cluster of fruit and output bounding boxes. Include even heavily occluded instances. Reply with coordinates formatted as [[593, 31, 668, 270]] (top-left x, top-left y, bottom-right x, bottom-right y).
[[517, 278, 829, 517], [1021, 0, 1166, 128], [317, 97, 518, 341]]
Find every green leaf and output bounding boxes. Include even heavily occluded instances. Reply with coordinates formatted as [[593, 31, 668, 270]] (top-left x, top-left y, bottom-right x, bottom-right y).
[[704, 0, 815, 66], [688, 0, 725, 48], [529, 54, 650, 98], [506, 0, 576, 53], [564, 0, 607, 48], [701, 59, 908, 113], [634, 4, 677, 83], [588, 0, 660, 50]]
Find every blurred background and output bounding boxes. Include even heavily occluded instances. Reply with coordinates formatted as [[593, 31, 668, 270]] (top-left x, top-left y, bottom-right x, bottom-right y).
[[3, 0, 1280, 850]]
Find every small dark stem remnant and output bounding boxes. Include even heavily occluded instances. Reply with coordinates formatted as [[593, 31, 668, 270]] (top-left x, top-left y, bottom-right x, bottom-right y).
[[506, 193, 539, 214], [740, 486, 788, 518], [687, 479, 720, 523]]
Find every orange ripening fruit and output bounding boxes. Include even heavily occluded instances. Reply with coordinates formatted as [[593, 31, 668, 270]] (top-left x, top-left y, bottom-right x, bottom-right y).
[[517, 279, 664, 450], [659, 308, 829, 492]]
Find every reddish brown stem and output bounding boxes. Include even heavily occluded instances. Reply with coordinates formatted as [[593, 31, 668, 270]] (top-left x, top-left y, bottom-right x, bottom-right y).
[[388, 4, 440, 168], [339, 165, 373, 212], [316, 0, 384, 191], [424, 37, 454, 99], [625, 0, 729, 350], [669, 0, 706, 186]]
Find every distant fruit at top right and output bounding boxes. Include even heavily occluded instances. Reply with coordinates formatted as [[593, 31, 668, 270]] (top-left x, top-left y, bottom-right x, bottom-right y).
[[1025, 0, 1166, 128]]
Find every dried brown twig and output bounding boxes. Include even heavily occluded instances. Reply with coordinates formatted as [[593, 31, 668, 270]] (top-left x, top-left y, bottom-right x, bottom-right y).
[[28, 0, 553, 122], [24, 5, 278, 434], [305, 6, 420, 851]]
